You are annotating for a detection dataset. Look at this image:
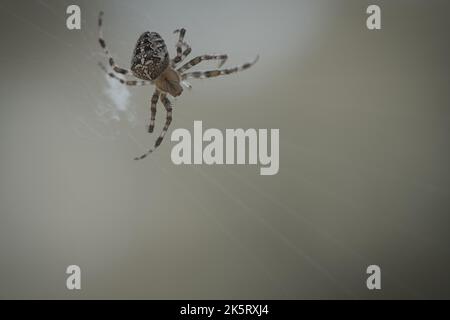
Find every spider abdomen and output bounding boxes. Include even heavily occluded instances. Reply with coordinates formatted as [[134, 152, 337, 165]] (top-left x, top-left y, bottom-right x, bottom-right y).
[[131, 32, 169, 81]]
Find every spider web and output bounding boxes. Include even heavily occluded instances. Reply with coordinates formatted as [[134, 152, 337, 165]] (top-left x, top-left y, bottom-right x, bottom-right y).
[[95, 67, 137, 126]]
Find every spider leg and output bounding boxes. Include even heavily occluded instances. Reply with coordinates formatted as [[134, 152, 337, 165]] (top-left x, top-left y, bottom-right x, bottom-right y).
[[174, 28, 186, 57], [156, 94, 173, 148], [135, 94, 173, 160], [98, 12, 134, 76], [172, 43, 192, 67], [177, 54, 228, 73], [98, 62, 153, 86], [148, 89, 160, 133], [181, 55, 259, 80], [172, 28, 192, 67]]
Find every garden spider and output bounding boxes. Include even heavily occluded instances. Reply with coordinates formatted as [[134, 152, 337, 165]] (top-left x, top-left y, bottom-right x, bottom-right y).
[[98, 12, 259, 160]]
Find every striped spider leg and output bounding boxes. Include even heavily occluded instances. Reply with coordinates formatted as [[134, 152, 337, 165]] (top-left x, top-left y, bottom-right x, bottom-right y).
[[148, 90, 160, 133], [172, 28, 192, 67], [98, 62, 153, 86], [177, 54, 228, 73], [135, 93, 173, 160], [98, 11, 153, 86], [181, 55, 259, 80]]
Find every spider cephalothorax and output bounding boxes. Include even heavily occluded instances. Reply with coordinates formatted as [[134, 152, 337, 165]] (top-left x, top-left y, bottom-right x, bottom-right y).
[[98, 11, 259, 160]]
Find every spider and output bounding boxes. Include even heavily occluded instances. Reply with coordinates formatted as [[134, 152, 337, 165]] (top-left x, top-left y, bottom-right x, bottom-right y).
[[98, 12, 259, 160]]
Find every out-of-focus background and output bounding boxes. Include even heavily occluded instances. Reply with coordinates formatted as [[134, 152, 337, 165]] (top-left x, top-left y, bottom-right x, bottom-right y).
[[0, 0, 449, 299]]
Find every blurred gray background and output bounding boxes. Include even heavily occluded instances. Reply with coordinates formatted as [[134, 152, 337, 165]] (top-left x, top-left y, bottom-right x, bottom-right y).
[[0, 0, 449, 299]]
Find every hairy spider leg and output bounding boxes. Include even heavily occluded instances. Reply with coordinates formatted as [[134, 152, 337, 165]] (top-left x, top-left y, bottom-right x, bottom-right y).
[[98, 12, 134, 76], [98, 62, 152, 86], [148, 89, 160, 133], [177, 54, 228, 73], [172, 28, 192, 67], [135, 94, 173, 160], [182, 55, 259, 80]]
